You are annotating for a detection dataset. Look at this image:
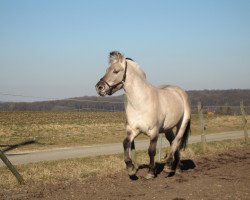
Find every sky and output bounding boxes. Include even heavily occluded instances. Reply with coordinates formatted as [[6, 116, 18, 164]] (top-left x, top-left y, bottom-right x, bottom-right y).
[[0, 0, 250, 102]]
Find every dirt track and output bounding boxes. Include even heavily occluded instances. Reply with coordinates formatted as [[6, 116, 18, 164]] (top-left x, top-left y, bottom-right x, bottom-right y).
[[2, 146, 250, 200], [4, 130, 247, 166]]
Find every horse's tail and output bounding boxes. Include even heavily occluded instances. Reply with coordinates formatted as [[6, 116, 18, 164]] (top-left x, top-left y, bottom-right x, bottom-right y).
[[179, 119, 191, 150]]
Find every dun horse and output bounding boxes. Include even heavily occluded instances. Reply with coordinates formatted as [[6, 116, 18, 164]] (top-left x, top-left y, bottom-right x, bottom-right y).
[[96, 51, 191, 179]]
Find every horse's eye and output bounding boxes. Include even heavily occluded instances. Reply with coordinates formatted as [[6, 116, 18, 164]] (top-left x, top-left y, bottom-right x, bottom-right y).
[[113, 70, 119, 74]]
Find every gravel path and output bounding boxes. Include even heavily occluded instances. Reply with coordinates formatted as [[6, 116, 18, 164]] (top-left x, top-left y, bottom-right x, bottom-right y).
[[2, 130, 249, 166]]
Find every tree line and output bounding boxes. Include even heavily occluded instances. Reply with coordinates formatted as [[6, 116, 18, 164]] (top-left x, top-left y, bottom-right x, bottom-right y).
[[0, 89, 249, 114]]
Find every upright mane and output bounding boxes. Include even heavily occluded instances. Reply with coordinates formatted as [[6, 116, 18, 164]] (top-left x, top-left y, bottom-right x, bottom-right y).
[[109, 51, 125, 64], [109, 51, 146, 79]]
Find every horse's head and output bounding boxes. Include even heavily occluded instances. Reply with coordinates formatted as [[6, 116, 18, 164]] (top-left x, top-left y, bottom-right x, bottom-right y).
[[95, 51, 127, 96]]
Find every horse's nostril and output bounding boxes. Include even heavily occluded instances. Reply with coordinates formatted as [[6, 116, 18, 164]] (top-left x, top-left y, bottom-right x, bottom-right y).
[[98, 85, 104, 91]]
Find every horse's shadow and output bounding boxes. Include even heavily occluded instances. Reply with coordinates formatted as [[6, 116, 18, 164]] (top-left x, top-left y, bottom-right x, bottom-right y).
[[130, 159, 196, 181]]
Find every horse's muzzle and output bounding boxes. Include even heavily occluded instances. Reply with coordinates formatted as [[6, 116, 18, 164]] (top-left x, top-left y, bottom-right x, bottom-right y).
[[95, 80, 108, 96]]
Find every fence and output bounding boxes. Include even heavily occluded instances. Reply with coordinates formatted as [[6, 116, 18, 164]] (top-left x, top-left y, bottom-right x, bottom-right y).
[[195, 100, 249, 151], [157, 101, 249, 160]]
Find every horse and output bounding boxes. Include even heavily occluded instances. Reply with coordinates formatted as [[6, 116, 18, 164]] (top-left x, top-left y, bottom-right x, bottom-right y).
[[95, 51, 191, 179]]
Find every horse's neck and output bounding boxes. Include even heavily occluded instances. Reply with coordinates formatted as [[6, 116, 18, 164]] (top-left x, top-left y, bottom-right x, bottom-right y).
[[124, 69, 151, 110]]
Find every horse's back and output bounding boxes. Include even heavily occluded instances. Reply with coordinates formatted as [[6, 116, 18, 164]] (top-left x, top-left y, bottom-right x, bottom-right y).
[[158, 85, 190, 106]]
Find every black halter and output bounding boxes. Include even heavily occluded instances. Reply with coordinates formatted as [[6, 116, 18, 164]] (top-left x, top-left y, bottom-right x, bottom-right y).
[[100, 60, 128, 95]]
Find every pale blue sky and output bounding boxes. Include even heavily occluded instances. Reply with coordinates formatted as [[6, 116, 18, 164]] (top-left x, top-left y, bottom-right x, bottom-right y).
[[0, 0, 250, 101]]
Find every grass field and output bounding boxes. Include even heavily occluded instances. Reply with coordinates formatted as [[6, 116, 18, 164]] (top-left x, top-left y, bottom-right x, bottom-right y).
[[0, 139, 249, 191], [0, 111, 249, 151]]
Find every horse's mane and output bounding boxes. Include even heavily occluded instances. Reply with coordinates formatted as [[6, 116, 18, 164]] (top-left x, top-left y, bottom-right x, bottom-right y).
[[109, 51, 146, 79], [109, 51, 124, 64]]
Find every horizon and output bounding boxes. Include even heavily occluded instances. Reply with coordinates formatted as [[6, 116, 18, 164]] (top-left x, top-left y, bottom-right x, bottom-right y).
[[1, 0, 250, 102]]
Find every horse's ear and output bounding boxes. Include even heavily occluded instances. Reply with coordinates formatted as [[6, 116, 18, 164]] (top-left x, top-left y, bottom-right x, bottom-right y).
[[109, 51, 125, 64]]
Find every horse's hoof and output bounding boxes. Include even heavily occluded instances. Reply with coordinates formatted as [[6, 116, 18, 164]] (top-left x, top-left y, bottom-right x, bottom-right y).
[[128, 165, 137, 176], [163, 165, 172, 173], [144, 173, 155, 180], [163, 165, 177, 177], [175, 168, 182, 175]]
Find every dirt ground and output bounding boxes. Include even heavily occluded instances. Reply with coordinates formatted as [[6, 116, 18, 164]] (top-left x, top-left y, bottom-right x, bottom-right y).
[[2, 146, 250, 200]]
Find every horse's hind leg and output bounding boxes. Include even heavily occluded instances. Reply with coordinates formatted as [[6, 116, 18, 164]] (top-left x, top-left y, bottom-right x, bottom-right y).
[[164, 129, 180, 174], [145, 134, 158, 179], [166, 118, 190, 168]]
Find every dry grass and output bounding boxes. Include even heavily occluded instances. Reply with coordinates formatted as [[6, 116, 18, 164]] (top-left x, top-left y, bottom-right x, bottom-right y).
[[181, 138, 249, 159], [190, 114, 248, 134], [0, 111, 249, 151], [0, 112, 126, 150], [0, 153, 125, 190], [0, 139, 249, 191]]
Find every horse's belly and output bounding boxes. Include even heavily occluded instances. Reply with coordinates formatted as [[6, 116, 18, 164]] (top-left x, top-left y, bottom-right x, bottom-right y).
[[162, 110, 183, 130]]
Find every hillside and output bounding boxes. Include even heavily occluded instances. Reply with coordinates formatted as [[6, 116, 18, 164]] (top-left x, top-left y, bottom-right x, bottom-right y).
[[188, 89, 250, 106], [0, 89, 249, 113]]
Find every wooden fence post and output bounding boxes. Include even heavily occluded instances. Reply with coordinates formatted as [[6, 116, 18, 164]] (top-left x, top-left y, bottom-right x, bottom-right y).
[[198, 101, 206, 151], [0, 150, 24, 184], [240, 100, 249, 143]]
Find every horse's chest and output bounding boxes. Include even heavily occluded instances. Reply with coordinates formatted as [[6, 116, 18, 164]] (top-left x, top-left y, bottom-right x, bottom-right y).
[[126, 110, 156, 133]]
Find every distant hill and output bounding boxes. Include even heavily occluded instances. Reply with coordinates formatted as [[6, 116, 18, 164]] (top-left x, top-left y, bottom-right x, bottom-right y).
[[0, 89, 249, 113], [0, 95, 125, 112], [188, 89, 250, 106], [188, 89, 250, 114]]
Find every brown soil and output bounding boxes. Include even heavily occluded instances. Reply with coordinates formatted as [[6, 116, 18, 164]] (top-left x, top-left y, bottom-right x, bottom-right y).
[[2, 146, 250, 200]]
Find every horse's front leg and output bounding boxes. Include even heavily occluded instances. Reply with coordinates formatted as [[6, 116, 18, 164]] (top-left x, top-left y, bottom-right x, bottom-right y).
[[131, 140, 138, 170], [123, 126, 138, 177], [145, 134, 158, 179]]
